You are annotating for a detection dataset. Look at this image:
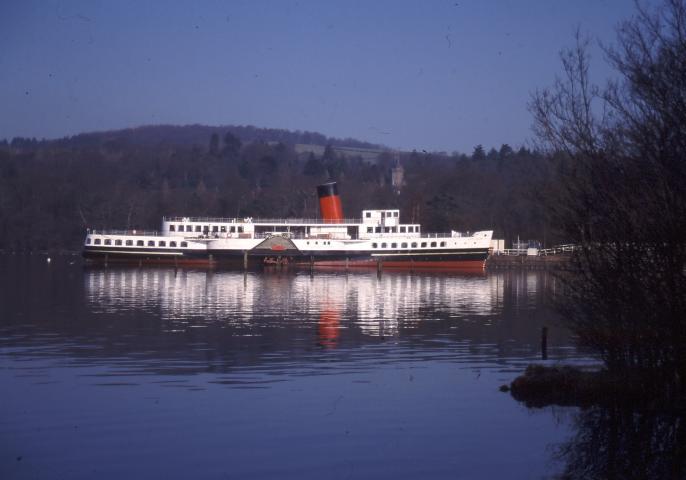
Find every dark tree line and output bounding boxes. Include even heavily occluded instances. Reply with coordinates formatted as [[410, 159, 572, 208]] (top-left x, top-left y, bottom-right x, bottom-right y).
[[532, 0, 686, 384], [0, 123, 561, 251]]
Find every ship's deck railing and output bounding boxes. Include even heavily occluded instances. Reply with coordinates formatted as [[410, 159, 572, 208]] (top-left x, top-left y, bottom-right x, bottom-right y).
[[163, 216, 363, 225], [87, 229, 163, 236], [422, 232, 472, 238], [253, 232, 354, 240]]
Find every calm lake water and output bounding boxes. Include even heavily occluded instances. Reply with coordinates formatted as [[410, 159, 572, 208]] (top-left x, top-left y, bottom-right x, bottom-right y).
[[1, 254, 591, 479]]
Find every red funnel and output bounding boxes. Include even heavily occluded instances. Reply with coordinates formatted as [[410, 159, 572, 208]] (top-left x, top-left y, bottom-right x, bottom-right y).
[[317, 182, 343, 223]]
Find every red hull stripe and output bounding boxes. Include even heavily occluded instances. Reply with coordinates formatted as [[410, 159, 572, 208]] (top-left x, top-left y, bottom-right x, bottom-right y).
[[300, 259, 486, 270]]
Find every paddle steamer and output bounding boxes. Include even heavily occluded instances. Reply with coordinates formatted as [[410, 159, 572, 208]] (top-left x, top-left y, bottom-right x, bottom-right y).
[[83, 182, 493, 270]]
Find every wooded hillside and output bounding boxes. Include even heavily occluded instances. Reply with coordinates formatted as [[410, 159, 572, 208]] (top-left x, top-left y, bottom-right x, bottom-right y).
[[0, 124, 560, 251]]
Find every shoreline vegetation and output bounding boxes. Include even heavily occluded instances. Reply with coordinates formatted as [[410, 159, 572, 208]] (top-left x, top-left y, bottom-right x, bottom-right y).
[[504, 364, 684, 409], [509, 2, 686, 450]]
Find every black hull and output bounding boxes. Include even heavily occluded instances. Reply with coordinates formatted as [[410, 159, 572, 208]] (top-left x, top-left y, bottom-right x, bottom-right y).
[[83, 246, 490, 269]]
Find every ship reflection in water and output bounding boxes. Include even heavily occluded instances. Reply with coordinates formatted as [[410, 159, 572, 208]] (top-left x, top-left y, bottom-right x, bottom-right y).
[[85, 269, 503, 333], [79, 268, 568, 374], [84, 269, 532, 349], [1, 257, 588, 480]]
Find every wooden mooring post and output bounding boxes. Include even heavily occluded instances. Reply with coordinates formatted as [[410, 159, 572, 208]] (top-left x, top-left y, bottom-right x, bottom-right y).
[[541, 326, 548, 360]]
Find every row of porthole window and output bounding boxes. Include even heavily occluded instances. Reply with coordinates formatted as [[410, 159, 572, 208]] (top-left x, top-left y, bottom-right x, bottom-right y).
[[169, 224, 244, 233], [306, 241, 331, 245], [372, 241, 446, 249], [366, 225, 419, 234], [87, 238, 188, 248]]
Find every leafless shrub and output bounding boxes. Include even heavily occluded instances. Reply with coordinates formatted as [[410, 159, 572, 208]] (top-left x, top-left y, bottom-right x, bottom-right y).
[[531, 0, 686, 381]]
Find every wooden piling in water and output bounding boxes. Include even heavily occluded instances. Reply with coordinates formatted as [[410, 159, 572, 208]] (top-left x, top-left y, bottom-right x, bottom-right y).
[[541, 326, 548, 360]]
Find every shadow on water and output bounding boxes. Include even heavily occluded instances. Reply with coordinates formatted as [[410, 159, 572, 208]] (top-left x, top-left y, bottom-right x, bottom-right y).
[[553, 400, 686, 479]]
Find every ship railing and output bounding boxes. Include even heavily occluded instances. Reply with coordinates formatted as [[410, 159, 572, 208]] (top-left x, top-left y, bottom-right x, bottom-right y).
[[252, 233, 357, 240], [422, 232, 470, 238], [164, 216, 363, 225], [87, 229, 162, 236]]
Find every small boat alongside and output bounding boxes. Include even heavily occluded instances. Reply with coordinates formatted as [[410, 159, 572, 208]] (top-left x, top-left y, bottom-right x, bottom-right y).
[[82, 182, 493, 270]]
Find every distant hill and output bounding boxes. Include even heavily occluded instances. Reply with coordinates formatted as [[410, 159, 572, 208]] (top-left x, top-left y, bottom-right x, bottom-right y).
[[0, 122, 557, 252], [24, 124, 385, 151]]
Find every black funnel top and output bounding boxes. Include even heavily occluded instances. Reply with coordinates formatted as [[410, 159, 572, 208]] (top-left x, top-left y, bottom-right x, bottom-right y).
[[316, 182, 339, 198]]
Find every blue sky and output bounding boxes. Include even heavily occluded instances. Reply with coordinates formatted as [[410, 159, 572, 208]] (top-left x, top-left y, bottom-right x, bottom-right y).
[[1, 0, 648, 153]]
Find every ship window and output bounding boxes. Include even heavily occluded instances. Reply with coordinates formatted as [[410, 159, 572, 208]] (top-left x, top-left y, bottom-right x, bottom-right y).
[[148, 240, 155, 246], [430, 242, 437, 247], [186, 225, 193, 232], [115, 239, 122, 246], [212, 226, 219, 232], [137, 240, 144, 246], [384, 227, 390, 233], [126, 240, 133, 246], [367, 227, 373, 233], [104, 239, 111, 245], [391, 227, 396, 233], [416, 226, 420, 232], [170, 241, 177, 247], [381, 211, 385, 218], [230, 226, 236, 233], [238, 226, 244, 233], [204, 225, 210, 233], [381, 242, 387, 248], [421, 242, 427, 247], [407, 226, 412, 232], [94, 238, 101, 245], [401, 242, 408, 248], [400, 226, 406, 233], [86, 238, 91, 244], [195, 225, 201, 232], [180, 241, 188, 248], [440, 241, 446, 247], [387, 211, 392, 216], [220, 226, 226, 232], [169, 225, 175, 232], [159, 241, 166, 247], [372, 243, 377, 248], [365, 212, 371, 218], [393, 212, 399, 217], [391, 243, 397, 248], [411, 242, 417, 248], [375, 227, 381, 233]]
